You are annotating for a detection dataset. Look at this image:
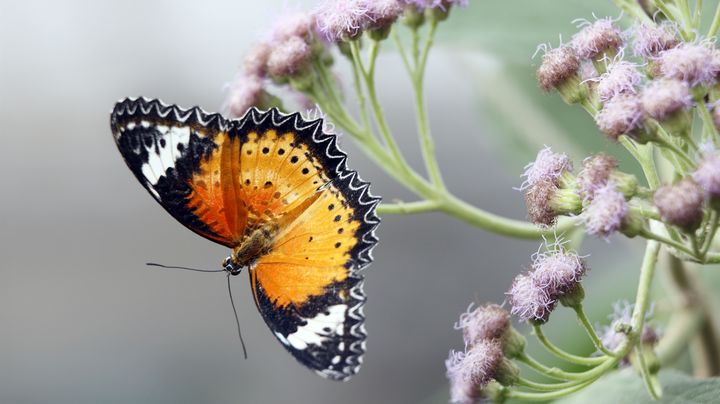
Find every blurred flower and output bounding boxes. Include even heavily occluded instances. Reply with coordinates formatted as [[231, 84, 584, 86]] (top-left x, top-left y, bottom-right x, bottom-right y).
[[657, 42, 719, 87], [580, 182, 628, 238], [641, 79, 692, 121], [269, 12, 317, 43], [632, 22, 679, 59], [595, 60, 642, 101], [693, 148, 720, 198], [598, 301, 658, 360], [365, 0, 404, 30], [401, 0, 468, 10], [524, 180, 561, 226], [266, 36, 313, 77], [508, 273, 556, 323], [520, 146, 573, 190], [654, 178, 705, 231], [595, 94, 644, 140], [571, 18, 623, 60], [577, 154, 617, 200], [222, 74, 265, 118]]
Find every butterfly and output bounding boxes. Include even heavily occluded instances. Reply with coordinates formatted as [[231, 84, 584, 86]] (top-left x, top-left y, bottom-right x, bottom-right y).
[[110, 97, 380, 381]]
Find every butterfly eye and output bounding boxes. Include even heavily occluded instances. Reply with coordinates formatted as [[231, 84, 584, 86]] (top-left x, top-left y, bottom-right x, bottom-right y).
[[222, 257, 233, 271]]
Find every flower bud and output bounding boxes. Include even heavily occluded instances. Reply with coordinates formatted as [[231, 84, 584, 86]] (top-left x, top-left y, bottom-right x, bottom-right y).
[[508, 273, 556, 324], [401, 4, 425, 28], [657, 43, 719, 88], [693, 148, 720, 204], [596, 60, 642, 102], [558, 283, 585, 308], [571, 18, 623, 61], [365, 0, 403, 40], [536, 46, 588, 104], [520, 146, 573, 190], [530, 248, 588, 300], [456, 304, 510, 346], [267, 36, 313, 79], [243, 42, 272, 77], [641, 79, 693, 132], [595, 94, 647, 142], [222, 75, 284, 118], [524, 180, 582, 226], [632, 22, 679, 59], [315, 0, 368, 42], [654, 178, 705, 231], [580, 182, 630, 238]]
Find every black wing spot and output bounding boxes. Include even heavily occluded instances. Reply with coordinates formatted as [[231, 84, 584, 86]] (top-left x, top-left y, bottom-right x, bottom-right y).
[[334, 215, 341, 222], [177, 143, 184, 152], [159, 138, 166, 148], [338, 228, 344, 234], [278, 148, 285, 155], [264, 181, 273, 188], [290, 156, 299, 164], [247, 149, 253, 155], [262, 147, 270, 154], [335, 242, 341, 248], [328, 204, 335, 211]]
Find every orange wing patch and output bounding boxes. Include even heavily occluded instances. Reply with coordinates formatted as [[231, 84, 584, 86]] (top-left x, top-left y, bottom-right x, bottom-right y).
[[252, 184, 361, 308]]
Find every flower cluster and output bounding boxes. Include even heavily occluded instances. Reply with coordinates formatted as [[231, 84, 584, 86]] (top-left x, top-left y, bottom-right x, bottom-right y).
[[507, 242, 587, 323], [598, 301, 659, 365], [446, 304, 524, 403]]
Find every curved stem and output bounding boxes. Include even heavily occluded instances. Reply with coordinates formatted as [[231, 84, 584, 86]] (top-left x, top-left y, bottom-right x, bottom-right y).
[[635, 348, 663, 399], [639, 229, 697, 259], [376, 200, 440, 215], [516, 377, 585, 392], [506, 380, 594, 401], [573, 304, 616, 357], [533, 325, 608, 366], [709, 1, 720, 38], [516, 352, 588, 381]]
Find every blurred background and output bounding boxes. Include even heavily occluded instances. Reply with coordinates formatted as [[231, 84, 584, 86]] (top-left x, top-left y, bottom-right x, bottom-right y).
[[3, 1, 710, 403]]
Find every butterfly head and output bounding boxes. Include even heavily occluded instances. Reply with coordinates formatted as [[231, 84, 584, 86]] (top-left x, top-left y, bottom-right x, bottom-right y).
[[222, 256, 243, 276]]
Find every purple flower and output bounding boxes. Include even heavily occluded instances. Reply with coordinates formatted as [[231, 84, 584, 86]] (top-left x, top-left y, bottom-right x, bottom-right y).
[[269, 12, 317, 43], [365, 0, 404, 30], [595, 60, 642, 102], [577, 154, 618, 200], [654, 178, 705, 231], [455, 304, 510, 348], [266, 36, 312, 77], [507, 273, 555, 323], [580, 182, 628, 238], [445, 340, 503, 400], [571, 18, 623, 60], [598, 301, 657, 358], [315, 0, 370, 42], [595, 94, 644, 141], [519, 146, 573, 190], [641, 79, 693, 121], [632, 22, 680, 59], [222, 74, 265, 118], [401, 0, 468, 10], [243, 42, 272, 78], [536, 45, 581, 92], [657, 42, 719, 87], [693, 148, 720, 198], [530, 248, 587, 298]]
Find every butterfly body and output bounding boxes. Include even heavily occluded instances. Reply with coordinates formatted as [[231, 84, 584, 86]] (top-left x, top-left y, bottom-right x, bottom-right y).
[[110, 97, 379, 381]]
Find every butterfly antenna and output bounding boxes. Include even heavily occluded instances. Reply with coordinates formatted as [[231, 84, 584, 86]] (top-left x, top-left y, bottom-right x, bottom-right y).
[[227, 274, 248, 359], [146, 262, 225, 273]]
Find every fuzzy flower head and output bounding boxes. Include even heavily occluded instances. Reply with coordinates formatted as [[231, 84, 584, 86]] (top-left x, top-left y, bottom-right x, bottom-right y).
[[520, 146, 573, 190], [530, 247, 587, 298], [507, 273, 555, 323], [445, 340, 503, 396], [595, 93, 644, 141], [580, 182, 628, 238], [654, 178, 705, 230], [365, 0, 404, 31], [595, 60, 643, 102], [455, 304, 510, 348], [243, 42, 272, 77], [571, 17, 623, 60], [693, 147, 720, 198], [577, 154, 618, 200], [536, 45, 581, 92], [222, 74, 265, 118], [657, 42, 719, 87], [266, 36, 313, 77], [269, 12, 317, 43], [315, 0, 369, 42], [632, 22, 680, 59], [641, 78, 693, 121], [524, 180, 559, 226]]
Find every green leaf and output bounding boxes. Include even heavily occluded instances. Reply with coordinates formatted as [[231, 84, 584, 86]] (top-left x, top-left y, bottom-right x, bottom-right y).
[[556, 369, 720, 403]]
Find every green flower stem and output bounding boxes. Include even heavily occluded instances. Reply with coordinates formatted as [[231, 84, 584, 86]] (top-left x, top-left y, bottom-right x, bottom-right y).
[[698, 99, 719, 145], [516, 377, 585, 392], [710, 1, 720, 38], [573, 304, 616, 357], [506, 380, 595, 401], [677, 0, 696, 39], [349, 48, 371, 133], [516, 352, 589, 381], [631, 240, 660, 342], [634, 203, 662, 221], [411, 20, 445, 189], [638, 229, 697, 258], [702, 211, 720, 258], [612, 0, 654, 23], [350, 40, 408, 170], [532, 325, 608, 366], [653, 130, 695, 169], [376, 200, 440, 215], [634, 348, 663, 399], [618, 136, 660, 189]]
